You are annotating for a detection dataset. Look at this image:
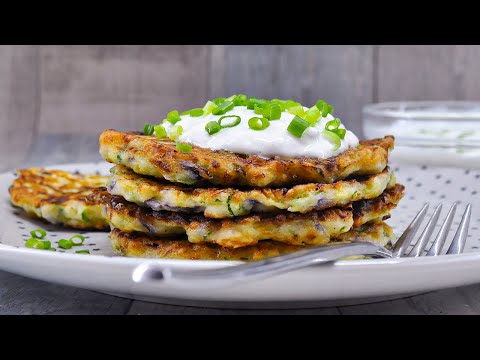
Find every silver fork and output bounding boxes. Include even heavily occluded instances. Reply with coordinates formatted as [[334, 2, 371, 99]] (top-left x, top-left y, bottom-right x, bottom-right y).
[[132, 202, 472, 289]]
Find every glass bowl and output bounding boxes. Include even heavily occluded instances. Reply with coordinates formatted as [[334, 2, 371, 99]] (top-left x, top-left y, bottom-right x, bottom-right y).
[[362, 101, 480, 168]]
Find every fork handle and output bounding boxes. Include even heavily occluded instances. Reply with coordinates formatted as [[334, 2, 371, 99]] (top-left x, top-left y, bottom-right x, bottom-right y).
[[132, 242, 392, 289]]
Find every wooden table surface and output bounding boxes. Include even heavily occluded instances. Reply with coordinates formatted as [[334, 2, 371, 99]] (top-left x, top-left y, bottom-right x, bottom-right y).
[[2, 134, 479, 315]]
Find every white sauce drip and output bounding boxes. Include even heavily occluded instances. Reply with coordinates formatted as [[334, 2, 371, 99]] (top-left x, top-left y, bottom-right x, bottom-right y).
[[163, 106, 359, 159]]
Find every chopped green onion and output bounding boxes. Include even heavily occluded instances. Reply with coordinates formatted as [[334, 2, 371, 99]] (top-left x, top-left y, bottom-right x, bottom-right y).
[[287, 105, 305, 117], [233, 94, 248, 106], [248, 117, 270, 131], [70, 235, 85, 246], [267, 102, 282, 120], [212, 97, 226, 105], [334, 128, 346, 139], [166, 110, 181, 124], [25, 238, 44, 249], [285, 100, 301, 109], [176, 142, 192, 153], [212, 100, 235, 115], [143, 123, 155, 135], [225, 95, 237, 102], [188, 108, 204, 117], [271, 99, 287, 111], [315, 100, 334, 117], [287, 116, 310, 138], [326, 118, 341, 131], [218, 115, 241, 128], [25, 238, 50, 250], [169, 125, 183, 140], [304, 107, 321, 126], [247, 98, 268, 110], [182, 108, 204, 117], [205, 121, 222, 135], [75, 250, 90, 255], [58, 239, 73, 249], [48, 248, 57, 251], [254, 105, 265, 115], [30, 229, 47, 239], [41, 240, 51, 250], [154, 125, 167, 139], [322, 130, 342, 151], [203, 101, 218, 115]]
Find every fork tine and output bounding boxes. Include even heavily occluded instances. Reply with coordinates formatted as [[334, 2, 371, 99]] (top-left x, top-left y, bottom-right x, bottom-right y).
[[426, 202, 457, 256], [446, 204, 472, 255], [392, 203, 429, 258], [408, 204, 443, 257]]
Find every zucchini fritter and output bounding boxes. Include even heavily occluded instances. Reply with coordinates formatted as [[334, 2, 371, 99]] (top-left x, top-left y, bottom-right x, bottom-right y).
[[110, 221, 395, 261], [99, 184, 404, 248], [99, 129, 394, 187], [9, 168, 109, 230], [108, 164, 396, 218]]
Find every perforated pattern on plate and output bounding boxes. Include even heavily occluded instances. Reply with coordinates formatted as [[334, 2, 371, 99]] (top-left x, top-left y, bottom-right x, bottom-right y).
[[1, 161, 479, 256]]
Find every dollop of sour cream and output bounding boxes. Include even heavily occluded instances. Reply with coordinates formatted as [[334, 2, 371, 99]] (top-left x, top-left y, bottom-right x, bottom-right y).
[[162, 106, 359, 159]]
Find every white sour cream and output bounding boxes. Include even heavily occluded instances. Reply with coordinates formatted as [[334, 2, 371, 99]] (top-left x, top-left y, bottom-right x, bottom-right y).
[[163, 106, 359, 159]]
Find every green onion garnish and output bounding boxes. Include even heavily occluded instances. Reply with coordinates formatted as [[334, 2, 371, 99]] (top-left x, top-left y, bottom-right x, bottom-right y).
[[205, 121, 222, 135], [30, 229, 47, 239], [25, 238, 50, 250], [154, 125, 167, 139], [212, 100, 235, 115], [70, 235, 85, 246], [304, 107, 321, 126], [188, 108, 204, 117], [267, 102, 282, 120], [233, 94, 248, 106], [316, 100, 334, 117], [176, 142, 192, 153], [325, 118, 346, 139], [203, 101, 218, 115], [247, 98, 268, 110], [287, 116, 310, 138], [218, 115, 241, 128], [182, 108, 204, 117], [271, 99, 287, 111], [212, 97, 226, 105], [285, 100, 301, 109], [248, 117, 270, 131], [58, 239, 73, 249], [75, 250, 90, 255], [335, 128, 346, 139], [166, 110, 181, 124], [326, 118, 341, 131], [254, 105, 265, 115], [143, 123, 155, 135], [287, 105, 305, 117], [41, 240, 51, 250], [322, 130, 342, 150], [169, 125, 183, 140]]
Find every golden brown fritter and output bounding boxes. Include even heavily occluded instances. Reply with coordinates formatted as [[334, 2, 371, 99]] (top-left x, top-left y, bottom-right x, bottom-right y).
[[99, 129, 394, 187], [109, 221, 395, 261], [108, 164, 396, 218], [98, 184, 404, 248], [9, 168, 109, 230], [352, 183, 405, 227]]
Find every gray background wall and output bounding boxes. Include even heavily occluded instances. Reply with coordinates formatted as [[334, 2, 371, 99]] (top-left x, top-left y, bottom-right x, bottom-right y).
[[2, 45, 480, 169]]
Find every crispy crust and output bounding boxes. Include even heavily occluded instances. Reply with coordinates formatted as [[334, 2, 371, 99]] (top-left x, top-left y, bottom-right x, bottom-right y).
[[109, 221, 395, 261], [108, 164, 396, 218], [99, 129, 394, 187], [99, 185, 404, 248], [352, 183, 405, 227], [9, 168, 109, 230]]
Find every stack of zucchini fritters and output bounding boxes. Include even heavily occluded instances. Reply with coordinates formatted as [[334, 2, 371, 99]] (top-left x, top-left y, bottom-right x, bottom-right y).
[[97, 129, 404, 261]]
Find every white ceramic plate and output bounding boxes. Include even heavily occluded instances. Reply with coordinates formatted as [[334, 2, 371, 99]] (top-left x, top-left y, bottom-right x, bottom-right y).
[[1, 162, 479, 308]]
